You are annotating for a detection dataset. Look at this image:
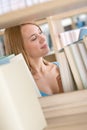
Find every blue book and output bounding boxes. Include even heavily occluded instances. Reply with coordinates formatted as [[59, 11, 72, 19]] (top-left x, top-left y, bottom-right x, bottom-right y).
[[78, 28, 87, 40], [0, 54, 15, 65]]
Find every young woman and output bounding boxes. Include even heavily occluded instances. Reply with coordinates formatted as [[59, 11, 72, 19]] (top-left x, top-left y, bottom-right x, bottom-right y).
[[4, 23, 63, 96]]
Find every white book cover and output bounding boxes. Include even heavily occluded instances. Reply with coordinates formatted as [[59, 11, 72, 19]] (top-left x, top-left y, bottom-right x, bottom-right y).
[[60, 26, 87, 48], [10, 53, 41, 97], [0, 53, 47, 130], [64, 46, 84, 90], [70, 43, 87, 89], [57, 50, 76, 92], [0, 54, 15, 65], [83, 35, 87, 50], [77, 42, 87, 71]]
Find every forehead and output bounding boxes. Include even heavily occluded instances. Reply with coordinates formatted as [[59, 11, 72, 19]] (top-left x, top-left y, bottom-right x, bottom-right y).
[[21, 24, 40, 37]]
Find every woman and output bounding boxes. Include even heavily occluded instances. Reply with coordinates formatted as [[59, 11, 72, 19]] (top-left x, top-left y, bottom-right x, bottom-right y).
[[4, 23, 63, 96]]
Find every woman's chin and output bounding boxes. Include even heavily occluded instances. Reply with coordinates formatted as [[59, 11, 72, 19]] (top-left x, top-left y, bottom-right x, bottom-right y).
[[43, 48, 50, 56]]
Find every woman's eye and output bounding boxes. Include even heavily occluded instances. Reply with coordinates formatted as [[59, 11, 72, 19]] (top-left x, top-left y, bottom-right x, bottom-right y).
[[30, 31, 43, 41], [31, 36, 37, 41]]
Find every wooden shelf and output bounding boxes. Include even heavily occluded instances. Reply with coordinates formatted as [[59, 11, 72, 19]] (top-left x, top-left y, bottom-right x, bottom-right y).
[[39, 89, 87, 129], [44, 51, 56, 62], [0, 0, 87, 29], [50, 6, 87, 20]]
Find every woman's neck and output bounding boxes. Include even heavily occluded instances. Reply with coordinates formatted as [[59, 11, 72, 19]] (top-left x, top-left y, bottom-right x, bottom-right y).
[[29, 57, 47, 74]]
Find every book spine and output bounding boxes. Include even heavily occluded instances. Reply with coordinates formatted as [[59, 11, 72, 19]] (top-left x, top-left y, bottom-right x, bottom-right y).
[[77, 42, 87, 71], [70, 43, 87, 89], [83, 35, 87, 50], [57, 51, 76, 92], [64, 46, 84, 90]]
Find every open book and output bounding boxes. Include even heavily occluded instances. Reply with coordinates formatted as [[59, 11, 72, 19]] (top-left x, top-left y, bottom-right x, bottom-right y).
[[0, 53, 47, 130]]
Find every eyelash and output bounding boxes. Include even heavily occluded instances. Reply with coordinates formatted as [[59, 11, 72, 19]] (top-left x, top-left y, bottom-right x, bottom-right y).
[[31, 31, 43, 41], [31, 37, 37, 41]]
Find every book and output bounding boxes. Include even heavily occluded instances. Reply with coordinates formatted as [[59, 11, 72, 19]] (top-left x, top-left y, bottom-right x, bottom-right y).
[[59, 26, 87, 49], [78, 28, 87, 40], [83, 35, 87, 50], [64, 45, 84, 90], [69, 43, 87, 89], [77, 42, 87, 71], [10, 53, 41, 97], [56, 50, 76, 92], [0, 53, 47, 130], [0, 54, 15, 65], [0, 40, 5, 56], [0, 79, 23, 130], [0, 53, 41, 97]]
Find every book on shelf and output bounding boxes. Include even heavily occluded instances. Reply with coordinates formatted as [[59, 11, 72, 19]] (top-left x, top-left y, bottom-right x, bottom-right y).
[[79, 28, 87, 40], [0, 39, 5, 56], [66, 43, 87, 88], [59, 26, 87, 49], [0, 53, 47, 130], [64, 45, 84, 90], [69, 42, 87, 89], [56, 49, 76, 92], [0, 54, 15, 65], [77, 41, 87, 71], [83, 35, 87, 50]]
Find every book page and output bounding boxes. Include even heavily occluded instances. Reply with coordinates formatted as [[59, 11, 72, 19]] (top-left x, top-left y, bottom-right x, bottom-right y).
[[0, 53, 47, 130]]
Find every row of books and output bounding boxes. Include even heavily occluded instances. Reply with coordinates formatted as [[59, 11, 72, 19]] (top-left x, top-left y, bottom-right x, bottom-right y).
[[0, 53, 47, 130], [0, 0, 49, 15], [0, 36, 5, 56], [56, 33, 87, 93], [59, 27, 87, 49]]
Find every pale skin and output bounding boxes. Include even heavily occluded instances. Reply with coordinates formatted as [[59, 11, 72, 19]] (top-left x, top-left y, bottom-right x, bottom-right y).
[[21, 24, 63, 95]]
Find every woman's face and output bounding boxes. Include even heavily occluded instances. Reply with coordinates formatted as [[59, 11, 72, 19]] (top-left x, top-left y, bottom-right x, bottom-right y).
[[21, 24, 50, 58]]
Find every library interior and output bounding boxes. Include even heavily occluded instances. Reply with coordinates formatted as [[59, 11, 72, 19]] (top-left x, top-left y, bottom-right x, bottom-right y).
[[0, 0, 87, 130]]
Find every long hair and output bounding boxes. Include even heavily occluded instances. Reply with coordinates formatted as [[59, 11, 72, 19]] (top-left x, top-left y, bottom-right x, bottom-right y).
[[4, 23, 49, 70]]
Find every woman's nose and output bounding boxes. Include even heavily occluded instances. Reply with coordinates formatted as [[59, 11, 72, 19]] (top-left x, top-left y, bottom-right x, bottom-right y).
[[39, 34, 46, 42]]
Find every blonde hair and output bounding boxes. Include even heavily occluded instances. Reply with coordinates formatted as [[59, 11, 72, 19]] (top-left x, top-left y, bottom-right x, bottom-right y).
[[4, 23, 49, 70]]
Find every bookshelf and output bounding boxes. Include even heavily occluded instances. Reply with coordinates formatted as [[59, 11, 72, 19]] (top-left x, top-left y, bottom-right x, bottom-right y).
[[38, 3, 87, 130], [39, 4, 87, 130], [35, 6, 87, 62], [47, 6, 87, 60], [0, 0, 87, 129], [0, 0, 87, 29], [39, 89, 87, 130]]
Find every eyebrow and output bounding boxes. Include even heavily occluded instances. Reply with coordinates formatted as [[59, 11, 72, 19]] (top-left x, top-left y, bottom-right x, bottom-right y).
[[29, 28, 42, 39]]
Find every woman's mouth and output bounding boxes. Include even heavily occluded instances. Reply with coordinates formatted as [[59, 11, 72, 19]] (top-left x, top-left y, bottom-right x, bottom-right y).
[[41, 44, 48, 49]]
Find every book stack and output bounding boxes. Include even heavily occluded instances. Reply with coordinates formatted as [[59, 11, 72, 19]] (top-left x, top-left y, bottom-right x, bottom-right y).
[[0, 53, 47, 130], [56, 28, 87, 92]]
